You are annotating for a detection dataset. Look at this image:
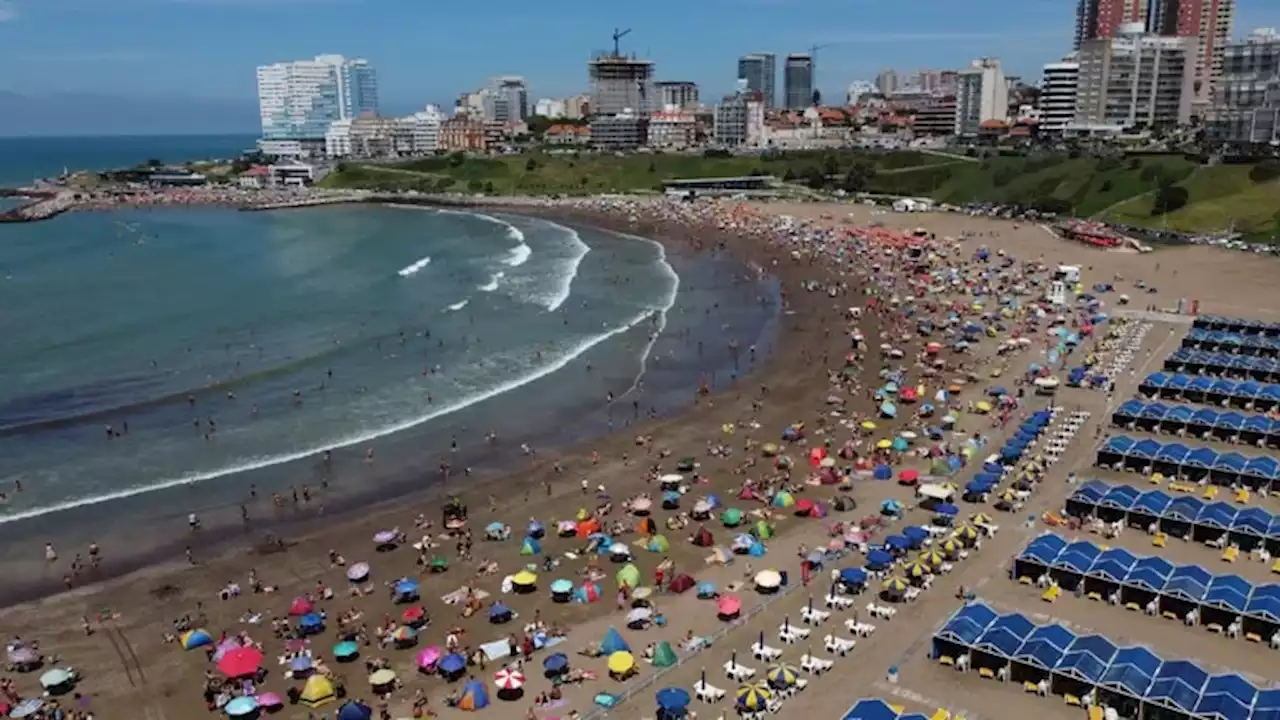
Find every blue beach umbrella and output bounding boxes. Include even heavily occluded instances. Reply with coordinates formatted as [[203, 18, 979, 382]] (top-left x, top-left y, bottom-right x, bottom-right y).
[[224, 697, 259, 717], [333, 641, 359, 661], [543, 653, 569, 675], [656, 687, 691, 712], [289, 655, 313, 673], [838, 568, 867, 586], [439, 653, 466, 676]]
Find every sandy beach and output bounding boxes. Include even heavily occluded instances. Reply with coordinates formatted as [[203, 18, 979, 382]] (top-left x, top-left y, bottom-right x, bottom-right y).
[[3, 196, 1279, 720]]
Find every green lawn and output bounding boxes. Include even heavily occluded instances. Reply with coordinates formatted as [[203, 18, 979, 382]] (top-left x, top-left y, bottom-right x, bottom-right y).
[[1103, 165, 1280, 240]]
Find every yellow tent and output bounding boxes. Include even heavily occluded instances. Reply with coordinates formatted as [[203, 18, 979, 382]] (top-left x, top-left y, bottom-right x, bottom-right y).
[[300, 674, 336, 708]]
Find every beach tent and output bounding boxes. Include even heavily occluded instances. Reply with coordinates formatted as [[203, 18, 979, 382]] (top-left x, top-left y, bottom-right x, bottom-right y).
[[520, 537, 541, 556], [457, 679, 490, 711], [637, 517, 657, 535], [691, 526, 714, 547], [180, 629, 213, 650], [669, 574, 696, 594], [753, 520, 774, 540], [336, 701, 373, 720], [600, 627, 630, 655], [647, 535, 670, 553], [617, 564, 640, 588], [574, 582, 601, 603], [300, 675, 336, 708], [651, 641, 678, 668]]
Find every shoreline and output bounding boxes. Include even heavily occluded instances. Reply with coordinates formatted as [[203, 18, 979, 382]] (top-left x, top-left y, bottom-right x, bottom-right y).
[[0, 205, 785, 608]]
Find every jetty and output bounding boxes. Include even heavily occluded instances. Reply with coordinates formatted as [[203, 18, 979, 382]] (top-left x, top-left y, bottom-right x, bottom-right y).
[[0, 192, 76, 223], [241, 192, 369, 211]]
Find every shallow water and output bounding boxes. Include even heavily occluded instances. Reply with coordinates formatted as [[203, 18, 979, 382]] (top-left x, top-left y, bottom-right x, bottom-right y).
[[0, 206, 779, 590]]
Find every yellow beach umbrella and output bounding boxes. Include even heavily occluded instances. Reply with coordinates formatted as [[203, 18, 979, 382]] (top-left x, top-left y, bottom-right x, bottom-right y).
[[607, 651, 635, 675], [953, 524, 979, 545], [903, 560, 930, 579], [766, 664, 800, 689], [860, 420, 877, 431], [512, 570, 538, 587], [918, 549, 944, 567], [876, 439, 893, 450], [975, 401, 992, 413], [939, 537, 960, 557], [882, 576, 909, 594], [970, 513, 992, 527], [736, 683, 773, 711], [368, 669, 397, 686]]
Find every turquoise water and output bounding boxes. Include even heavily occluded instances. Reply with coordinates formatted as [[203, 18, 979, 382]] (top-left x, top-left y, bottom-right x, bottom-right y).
[[0, 204, 695, 523], [0, 134, 256, 186]]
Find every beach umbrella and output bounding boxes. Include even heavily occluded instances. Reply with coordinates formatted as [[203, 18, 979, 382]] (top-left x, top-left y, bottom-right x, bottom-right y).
[[393, 579, 419, 597], [607, 651, 635, 676], [489, 602, 513, 624], [402, 606, 426, 625], [609, 543, 632, 560], [696, 582, 717, 599], [651, 641, 678, 668], [368, 669, 397, 687], [543, 653, 569, 675], [550, 578, 574, 597], [898, 468, 920, 484], [298, 613, 324, 633], [416, 646, 441, 670], [333, 641, 359, 661], [918, 549, 945, 568], [903, 560, 931, 579], [255, 693, 282, 709], [494, 667, 525, 691], [391, 626, 417, 643], [556, 520, 577, 536], [753, 570, 782, 591], [876, 439, 893, 450], [336, 700, 373, 720], [970, 512, 993, 526], [883, 576, 909, 595], [616, 563, 640, 588], [224, 697, 259, 718], [860, 420, 877, 431], [180, 629, 213, 650], [512, 569, 538, 589], [866, 550, 893, 570], [939, 537, 961, 558], [765, 664, 800, 689], [838, 568, 867, 587], [345, 562, 370, 582], [735, 683, 772, 711], [217, 647, 264, 679], [439, 653, 466, 676], [934, 503, 959, 518], [457, 679, 490, 711], [38, 668, 72, 690], [627, 608, 654, 627], [892, 437, 910, 452], [872, 464, 892, 480], [288, 596, 314, 616], [289, 655, 313, 674], [655, 688, 691, 713], [953, 524, 979, 545]]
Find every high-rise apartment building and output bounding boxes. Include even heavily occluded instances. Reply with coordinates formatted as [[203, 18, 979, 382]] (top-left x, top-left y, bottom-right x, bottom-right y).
[[655, 81, 700, 110], [954, 58, 1008, 136], [1208, 28, 1280, 144], [256, 54, 378, 142], [714, 90, 766, 146], [1076, 25, 1196, 128], [492, 77, 529, 122], [1074, 0, 1149, 49], [875, 69, 898, 95], [1150, 0, 1235, 110], [588, 53, 654, 116], [784, 53, 815, 109], [737, 53, 776, 108], [1039, 59, 1081, 134]]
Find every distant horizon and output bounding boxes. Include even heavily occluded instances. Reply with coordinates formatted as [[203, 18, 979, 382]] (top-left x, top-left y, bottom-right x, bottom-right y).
[[0, 131, 259, 139]]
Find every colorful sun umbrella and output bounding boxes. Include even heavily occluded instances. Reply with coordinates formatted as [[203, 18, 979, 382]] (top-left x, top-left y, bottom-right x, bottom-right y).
[[765, 664, 799, 689], [391, 626, 417, 642], [180, 629, 213, 650], [883, 576, 909, 594], [918, 549, 945, 567], [217, 647, 264, 678], [735, 683, 773, 711], [333, 641, 359, 660], [255, 693, 283, 709], [223, 697, 258, 717], [494, 667, 525, 690], [903, 560, 930, 579], [607, 651, 635, 675], [345, 563, 370, 582], [368, 669, 396, 686], [416, 646, 442, 669]]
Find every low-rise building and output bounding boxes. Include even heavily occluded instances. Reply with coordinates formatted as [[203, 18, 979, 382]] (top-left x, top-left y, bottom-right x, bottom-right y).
[[544, 124, 591, 145], [912, 95, 957, 135], [589, 111, 648, 151], [647, 107, 698, 149], [713, 90, 765, 146], [438, 117, 487, 152]]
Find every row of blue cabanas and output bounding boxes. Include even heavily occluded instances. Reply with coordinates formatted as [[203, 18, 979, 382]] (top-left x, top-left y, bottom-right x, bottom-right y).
[[1183, 328, 1280, 357], [1096, 436, 1280, 491], [962, 410, 1054, 500], [1139, 373, 1280, 410], [933, 601, 1280, 720], [1111, 400, 1280, 447], [1194, 316, 1280, 337], [1066, 479, 1280, 552], [1163, 349, 1280, 382], [840, 698, 930, 720], [1013, 533, 1280, 637]]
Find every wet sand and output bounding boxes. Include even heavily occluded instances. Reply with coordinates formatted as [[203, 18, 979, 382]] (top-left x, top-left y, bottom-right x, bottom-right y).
[[4, 198, 1279, 720]]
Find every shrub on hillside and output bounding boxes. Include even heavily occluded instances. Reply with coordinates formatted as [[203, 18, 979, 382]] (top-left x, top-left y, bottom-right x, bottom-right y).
[[1151, 185, 1189, 215], [1249, 160, 1280, 184]]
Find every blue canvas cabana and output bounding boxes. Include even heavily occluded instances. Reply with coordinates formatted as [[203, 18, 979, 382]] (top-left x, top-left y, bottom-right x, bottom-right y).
[[1093, 437, 1280, 492], [1097, 644, 1160, 714], [1053, 634, 1117, 698], [1139, 373, 1280, 411], [840, 698, 906, 720], [1147, 659, 1210, 719], [931, 602, 999, 660], [1085, 548, 1137, 597], [1010, 624, 1074, 680], [1252, 689, 1280, 720], [1203, 574, 1252, 626], [1013, 534, 1066, 580], [1195, 674, 1259, 720], [1133, 490, 1173, 530], [1164, 349, 1280, 382], [1095, 485, 1142, 522], [1050, 541, 1101, 588], [1185, 328, 1280, 358], [1161, 564, 1211, 617], [1123, 555, 1175, 609], [1243, 584, 1280, 639], [1193, 315, 1280, 337], [970, 613, 1034, 674]]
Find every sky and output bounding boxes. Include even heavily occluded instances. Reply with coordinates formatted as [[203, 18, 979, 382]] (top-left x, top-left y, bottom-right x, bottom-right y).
[[0, 0, 1273, 112]]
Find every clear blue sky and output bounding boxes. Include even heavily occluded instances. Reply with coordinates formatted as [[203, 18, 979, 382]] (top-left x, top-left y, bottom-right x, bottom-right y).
[[0, 0, 1271, 107]]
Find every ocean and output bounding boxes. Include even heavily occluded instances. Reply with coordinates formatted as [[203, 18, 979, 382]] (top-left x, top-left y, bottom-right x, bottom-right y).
[[0, 134, 257, 186], [0, 137, 778, 588]]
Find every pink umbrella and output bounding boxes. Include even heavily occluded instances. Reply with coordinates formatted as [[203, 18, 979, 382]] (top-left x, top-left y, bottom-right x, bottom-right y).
[[255, 693, 283, 708], [288, 597, 313, 616], [717, 595, 741, 618], [416, 646, 442, 670]]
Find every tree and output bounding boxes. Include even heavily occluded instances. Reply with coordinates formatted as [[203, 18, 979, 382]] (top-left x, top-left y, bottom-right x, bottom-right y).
[[1249, 159, 1280, 184], [1151, 185, 1189, 215], [483, 181, 495, 193], [821, 154, 839, 178], [525, 157, 538, 172], [842, 162, 876, 192], [805, 168, 827, 190]]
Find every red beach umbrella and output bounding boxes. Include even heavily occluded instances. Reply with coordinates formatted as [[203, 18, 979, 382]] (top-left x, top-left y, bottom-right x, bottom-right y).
[[494, 667, 525, 690], [217, 647, 264, 678], [402, 606, 426, 624], [288, 597, 313, 616]]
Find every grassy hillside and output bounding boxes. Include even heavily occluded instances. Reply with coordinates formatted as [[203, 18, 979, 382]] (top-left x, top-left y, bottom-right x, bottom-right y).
[[1101, 164, 1280, 242], [320, 150, 947, 195]]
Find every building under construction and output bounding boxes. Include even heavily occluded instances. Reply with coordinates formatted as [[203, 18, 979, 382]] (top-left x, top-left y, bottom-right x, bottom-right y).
[[588, 53, 655, 117]]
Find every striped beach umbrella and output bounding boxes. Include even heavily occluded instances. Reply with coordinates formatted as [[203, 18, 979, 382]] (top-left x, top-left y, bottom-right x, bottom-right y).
[[952, 524, 979, 545], [494, 667, 525, 690], [735, 683, 773, 711], [903, 560, 930, 579], [765, 664, 800, 689], [882, 576, 909, 596], [970, 513, 993, 527], [917, 549, 945, 568]]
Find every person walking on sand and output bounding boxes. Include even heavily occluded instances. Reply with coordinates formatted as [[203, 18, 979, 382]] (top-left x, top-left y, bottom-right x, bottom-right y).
[[45, 542, 57, 563]]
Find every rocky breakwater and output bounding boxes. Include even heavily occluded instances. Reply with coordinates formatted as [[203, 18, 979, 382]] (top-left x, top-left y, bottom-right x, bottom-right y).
[[0, 191, 75, 223]]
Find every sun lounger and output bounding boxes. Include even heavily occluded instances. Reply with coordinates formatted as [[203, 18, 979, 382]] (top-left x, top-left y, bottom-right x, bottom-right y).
[[823, 634, 855, 656], [693, 680, 726, 703], [800, 653, 833, 674], [752, 641, 783, 661], [800, 606, 830, 625], [824, 593, 855, 610], [723, 662, 756, 681]]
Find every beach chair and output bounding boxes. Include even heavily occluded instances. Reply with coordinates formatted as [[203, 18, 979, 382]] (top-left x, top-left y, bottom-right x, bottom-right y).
[[800, 606, 830, 625], [1089, 707, 1104, 720], [800, 653, 832, 675], [1041, 586, 1060, 602], [1222, 546, 1239, 563], [1203, 486, 1219, 501], [929, 710, 950, 720], [1152, 532, 1167, 548], [1271, 558, 1280, 575], [823, 634, 855, 656], [1064, 694, 1082, 706], [1246, 632, 1263, 643], [1086, 591, 1102, 601], [751, 641, 782, 661], [824, 593, 854, 610], [937, 655, 955, 666], [723, 661, 756, 682], [693, 680, 726, 703], [978, 667, 995, 679], [1235, 488, 1250, 504]]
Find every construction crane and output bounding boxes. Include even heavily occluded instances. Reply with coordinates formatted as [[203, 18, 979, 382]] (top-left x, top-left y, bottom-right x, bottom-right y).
[[612, 28, 632, 56], [808, 43, 831, 106]]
